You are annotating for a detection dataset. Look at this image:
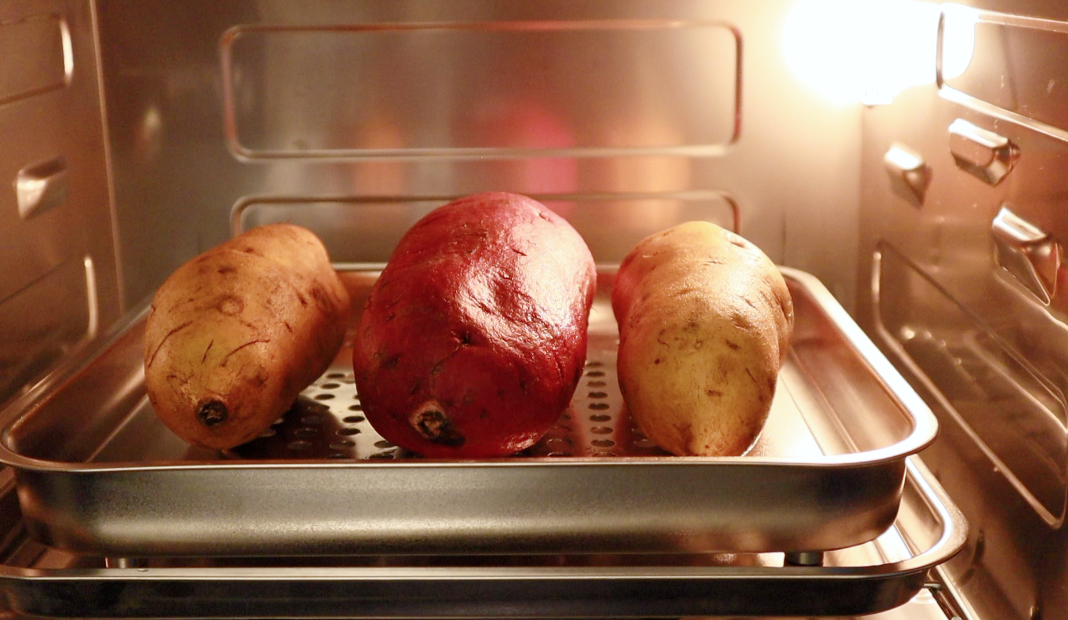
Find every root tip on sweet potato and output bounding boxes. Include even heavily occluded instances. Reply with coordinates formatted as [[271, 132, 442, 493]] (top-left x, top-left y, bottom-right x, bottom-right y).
[[196, 399, 229, 428], [410, 401, 466, 446]]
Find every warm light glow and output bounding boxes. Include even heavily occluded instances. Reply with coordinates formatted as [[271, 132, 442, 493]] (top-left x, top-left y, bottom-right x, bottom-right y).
[[941, 3, 979, 79], [783, 0, 978, 105]]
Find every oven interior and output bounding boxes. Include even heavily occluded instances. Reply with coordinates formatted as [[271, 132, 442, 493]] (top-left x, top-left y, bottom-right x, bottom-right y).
[[1, 0, 1066, 618]]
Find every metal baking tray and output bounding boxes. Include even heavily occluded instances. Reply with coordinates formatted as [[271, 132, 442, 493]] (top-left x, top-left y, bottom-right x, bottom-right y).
[[0, 267, 941, 559], [0, 456, 965, 618], [0, 266, 966, 618]]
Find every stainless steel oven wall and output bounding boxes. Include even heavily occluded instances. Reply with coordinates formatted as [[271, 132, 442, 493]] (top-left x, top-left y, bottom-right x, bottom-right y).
[[859, 2, 1068, 619], [93, 0, 865, 315], [0, 0, 122, 407]]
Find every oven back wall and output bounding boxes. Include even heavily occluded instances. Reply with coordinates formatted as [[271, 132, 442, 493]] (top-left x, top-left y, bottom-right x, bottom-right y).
[[94, 0, 865, 314]]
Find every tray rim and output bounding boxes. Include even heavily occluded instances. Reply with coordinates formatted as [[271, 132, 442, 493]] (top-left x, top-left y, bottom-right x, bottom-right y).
[[1, 457, 967, 576], [0, 266, 939, 473]]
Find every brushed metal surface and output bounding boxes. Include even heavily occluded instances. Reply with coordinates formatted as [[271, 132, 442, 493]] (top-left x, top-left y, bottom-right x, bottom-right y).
[[0, 0, 121, 409], [0, 12, 70, 105], [941, 9, 1068, 137], [0, 267, 937, 559], [947, 118, 1018, 185], [220, 19, 740, 160], [15, 154, 68, 219], [883, 143, 930, 206], [230, 191, 740, 265], [0, 457, 964, 618], [94, 0, 865, 313], [859, 5, 1068, 619], [991, 205, 1061, 305]]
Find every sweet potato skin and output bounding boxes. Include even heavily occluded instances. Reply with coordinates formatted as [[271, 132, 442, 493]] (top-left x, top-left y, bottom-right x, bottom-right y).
[[143, 224, 350, 450], [353, 192, 596, 458], [612, 222, 794, 456]]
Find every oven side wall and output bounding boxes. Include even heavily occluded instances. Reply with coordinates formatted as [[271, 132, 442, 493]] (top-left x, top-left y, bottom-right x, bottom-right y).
[[858, 1, 1068, 619], [0, 0, 123, 408]]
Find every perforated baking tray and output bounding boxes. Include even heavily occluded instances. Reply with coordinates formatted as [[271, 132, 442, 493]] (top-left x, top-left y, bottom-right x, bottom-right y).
[[0, 267, 941, 559]]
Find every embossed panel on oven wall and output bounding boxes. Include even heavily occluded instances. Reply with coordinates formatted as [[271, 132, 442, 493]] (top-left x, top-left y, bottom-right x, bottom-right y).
[[95, 0, 865, 312], [859, 4, 1068, 620]]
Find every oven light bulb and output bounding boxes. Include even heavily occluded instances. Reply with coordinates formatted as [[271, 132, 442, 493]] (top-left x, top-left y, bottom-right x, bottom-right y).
[[783, 0, 977, 105]]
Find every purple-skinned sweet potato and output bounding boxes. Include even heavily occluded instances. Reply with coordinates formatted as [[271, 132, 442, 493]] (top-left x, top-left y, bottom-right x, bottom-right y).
[[353, 192, 596, 458]]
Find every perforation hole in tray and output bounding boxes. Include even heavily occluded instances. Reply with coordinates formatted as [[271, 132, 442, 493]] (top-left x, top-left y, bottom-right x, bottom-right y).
[[228, 354, 669, 461]]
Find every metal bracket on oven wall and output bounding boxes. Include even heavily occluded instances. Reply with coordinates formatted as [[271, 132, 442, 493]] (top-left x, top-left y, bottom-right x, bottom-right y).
[[15, 155, 68, 220], [991, 206, 1061, 305], [884, 143, 930, 206], [949, 119, 1018, 186]]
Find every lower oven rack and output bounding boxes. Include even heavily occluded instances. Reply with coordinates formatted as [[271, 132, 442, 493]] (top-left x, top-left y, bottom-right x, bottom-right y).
[[0, 267, 967, 617]]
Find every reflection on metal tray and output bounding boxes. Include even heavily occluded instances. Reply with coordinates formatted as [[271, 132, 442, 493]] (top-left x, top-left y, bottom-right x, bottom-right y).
[[0, 267, 964, 618], [0, 268, 940, 559], [0, 457, 964, 619]]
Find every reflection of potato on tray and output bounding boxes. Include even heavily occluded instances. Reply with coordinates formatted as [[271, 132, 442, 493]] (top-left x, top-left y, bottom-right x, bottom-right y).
[[351, 115, 407, 195], [466, 97, 580, 198]]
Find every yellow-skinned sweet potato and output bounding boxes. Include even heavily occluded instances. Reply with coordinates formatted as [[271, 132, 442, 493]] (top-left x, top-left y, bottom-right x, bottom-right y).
[[143, 223, 350, 450], [612, 221, 794, 456]]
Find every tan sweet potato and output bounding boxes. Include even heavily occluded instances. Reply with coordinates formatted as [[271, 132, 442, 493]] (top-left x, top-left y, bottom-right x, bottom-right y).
[[612, 221, 794, 456], [143, 223, 350, 450]]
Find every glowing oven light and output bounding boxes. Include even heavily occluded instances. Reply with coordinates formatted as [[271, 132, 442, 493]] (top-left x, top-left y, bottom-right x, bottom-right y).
[[783, 0, 977, 105]]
